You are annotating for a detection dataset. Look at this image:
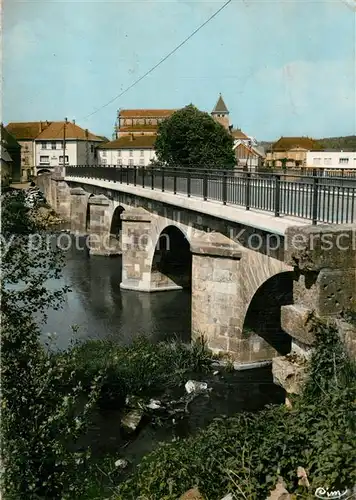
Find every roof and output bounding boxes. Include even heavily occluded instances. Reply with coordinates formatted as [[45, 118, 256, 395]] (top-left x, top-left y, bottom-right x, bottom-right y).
[[270, 136, 320, 152], [98, 135, 156, 150], [6, 121, 51, 140], [119, 109, 177, 118], [231, 128, 249, 140], [212, 94, 229, 114], [234, 142, 265, 158], [35, 121, 104, 141]]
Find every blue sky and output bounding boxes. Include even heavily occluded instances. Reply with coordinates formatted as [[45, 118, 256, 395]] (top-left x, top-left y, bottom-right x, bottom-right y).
[[3, 0, 356, 140]]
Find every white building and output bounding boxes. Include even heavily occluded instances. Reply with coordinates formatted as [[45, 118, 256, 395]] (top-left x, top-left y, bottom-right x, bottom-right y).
[[97, 135, 156, 167], [233, 140, 265, 171], [306, 151, 356, 170], [34, 120, 104, 174]]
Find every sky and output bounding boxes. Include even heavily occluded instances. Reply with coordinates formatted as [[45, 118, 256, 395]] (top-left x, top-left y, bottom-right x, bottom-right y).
[[3, 0, 356, 141]]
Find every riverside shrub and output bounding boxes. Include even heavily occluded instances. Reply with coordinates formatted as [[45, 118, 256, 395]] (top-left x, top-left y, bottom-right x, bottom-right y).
[[115, 318, 356, 499], [1, 190, 102, 499]]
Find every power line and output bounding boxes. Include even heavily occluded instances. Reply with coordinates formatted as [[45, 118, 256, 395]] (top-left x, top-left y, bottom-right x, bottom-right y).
[[83, 0, 232, 120]]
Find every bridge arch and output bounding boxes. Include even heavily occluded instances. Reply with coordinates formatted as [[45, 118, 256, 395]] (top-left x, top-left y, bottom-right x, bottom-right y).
[[110, 205, 125, 239], [242, 270, 295, 355], [37, 168, 51, 175], [150, 224, 192, 290]]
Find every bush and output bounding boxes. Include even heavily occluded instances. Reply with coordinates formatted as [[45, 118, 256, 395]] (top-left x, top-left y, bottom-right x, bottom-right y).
[[1, 191, 102, 499], [114, 319, 356, 499], [58, 336, 213, 408]]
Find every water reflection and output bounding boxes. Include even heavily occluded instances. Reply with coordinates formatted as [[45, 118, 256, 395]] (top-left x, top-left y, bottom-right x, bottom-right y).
[[41, 235, 191, 350]]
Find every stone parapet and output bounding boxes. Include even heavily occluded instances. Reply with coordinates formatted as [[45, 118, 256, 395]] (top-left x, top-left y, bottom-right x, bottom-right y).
[[285, 224, 356, 271]]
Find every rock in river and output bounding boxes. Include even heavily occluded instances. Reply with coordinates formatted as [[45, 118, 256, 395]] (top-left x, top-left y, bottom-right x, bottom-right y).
[[185, 380, 208, 394], [120, 409, 143, 433]]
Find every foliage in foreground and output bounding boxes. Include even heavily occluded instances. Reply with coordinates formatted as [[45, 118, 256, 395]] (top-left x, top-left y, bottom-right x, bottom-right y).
[[1, 190, 102, 499], [60, 336, 213, 407], [154, 104, 236, 170], [115, 317, 356, 499]]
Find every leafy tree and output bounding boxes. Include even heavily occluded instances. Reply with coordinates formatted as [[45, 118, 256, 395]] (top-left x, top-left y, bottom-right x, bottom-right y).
[[1, 190, 102, 499], [154, 104, 236, 170]]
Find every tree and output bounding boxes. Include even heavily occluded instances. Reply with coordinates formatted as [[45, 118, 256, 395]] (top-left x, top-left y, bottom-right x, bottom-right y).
[[1, 190, 101, 498], [154, 104, 236, 170]]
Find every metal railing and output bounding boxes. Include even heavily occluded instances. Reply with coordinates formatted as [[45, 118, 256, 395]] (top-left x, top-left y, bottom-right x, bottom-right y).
[[65, 165, 356, 225]]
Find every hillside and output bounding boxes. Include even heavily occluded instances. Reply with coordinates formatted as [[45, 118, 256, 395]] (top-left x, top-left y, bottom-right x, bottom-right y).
[[259, 136, 356, 151]]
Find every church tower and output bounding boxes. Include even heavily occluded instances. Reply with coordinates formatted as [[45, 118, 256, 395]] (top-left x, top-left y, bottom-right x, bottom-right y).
[[211, 93, 230, 130]]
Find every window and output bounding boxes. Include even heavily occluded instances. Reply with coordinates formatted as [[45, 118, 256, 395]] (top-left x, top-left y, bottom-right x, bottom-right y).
[[140, 149, 144, 157], [339, 158, 349, 164], [24, 157, 30, 165], [101, 158, 107, 165], [59, 155, 69, 164], [51, 142, 56, 150], [39, 156, 50, 165], [102, 150, 107, 157], [128, 158, 134, 166], [118, 150, 121, 157], [129, 150, 133, 157], [41, 142, 47, 150], [313, 158, 321, 165], [90, 145, 94, 153], [324, 158, 332, 165], [117, 158, 122, 166], [139, 159, 144, 166]]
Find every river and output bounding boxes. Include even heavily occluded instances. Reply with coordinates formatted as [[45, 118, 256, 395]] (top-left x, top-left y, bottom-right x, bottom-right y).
[[41, 233, 285, 472], [41, 234, 191, 350]]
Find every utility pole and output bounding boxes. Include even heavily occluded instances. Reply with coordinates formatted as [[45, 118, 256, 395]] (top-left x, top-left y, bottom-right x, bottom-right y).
[[63, 117, 67, 174], [85, 128, 89, 165]]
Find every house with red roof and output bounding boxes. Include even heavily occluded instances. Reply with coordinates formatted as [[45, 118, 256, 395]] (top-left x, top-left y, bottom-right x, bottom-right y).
[[34, 120, 104, 174]]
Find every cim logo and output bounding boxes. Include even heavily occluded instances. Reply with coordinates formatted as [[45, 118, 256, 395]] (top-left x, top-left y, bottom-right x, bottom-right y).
[[315, 487, 354, 499]]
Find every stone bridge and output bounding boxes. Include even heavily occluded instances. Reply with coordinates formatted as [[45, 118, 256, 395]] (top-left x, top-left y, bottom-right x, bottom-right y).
[[37, 171, 356, 363]]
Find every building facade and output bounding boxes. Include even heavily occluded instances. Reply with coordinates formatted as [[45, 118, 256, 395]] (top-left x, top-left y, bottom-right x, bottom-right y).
[[5, 121, 51, 181], [266, 137, 321, 168], [34, 121, 104, 174], [97, 135, 156, 166], [306, 151, 356, 171], [116, 109, 177, 138], [234, 141, 264, 170]]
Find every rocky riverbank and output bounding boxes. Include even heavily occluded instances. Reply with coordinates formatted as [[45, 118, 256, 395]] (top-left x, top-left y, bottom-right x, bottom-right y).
[[31, 206, 69, 229]]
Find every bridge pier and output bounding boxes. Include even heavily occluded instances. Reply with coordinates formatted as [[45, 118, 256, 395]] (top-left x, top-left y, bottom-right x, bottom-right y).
[[87, 194, 119, 256], [120, 208, 182, 291], [191, 233, 281, 362], [70, 187, 89, 234]]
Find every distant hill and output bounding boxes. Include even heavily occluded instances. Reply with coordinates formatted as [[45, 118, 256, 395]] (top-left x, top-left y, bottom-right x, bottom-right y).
[[317, 135, 356, 151], [259, 136, 356, 151]]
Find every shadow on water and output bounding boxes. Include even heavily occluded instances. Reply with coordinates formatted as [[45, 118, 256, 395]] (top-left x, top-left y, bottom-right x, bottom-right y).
[[41, 235, 191, 349]]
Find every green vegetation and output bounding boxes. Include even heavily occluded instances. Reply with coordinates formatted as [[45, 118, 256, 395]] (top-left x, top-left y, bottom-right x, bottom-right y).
[[59, 336, 213, 409], [154, 104, 236, 170], [115, 316, 356, 499], [317, 135, 356, 151], [2, 190, 355, 499]]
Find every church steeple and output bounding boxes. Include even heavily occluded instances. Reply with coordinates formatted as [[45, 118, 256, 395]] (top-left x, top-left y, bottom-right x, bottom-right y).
[[211, 93, 230, 129]]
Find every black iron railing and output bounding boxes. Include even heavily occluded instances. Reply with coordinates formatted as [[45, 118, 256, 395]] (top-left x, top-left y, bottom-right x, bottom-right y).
[[65, 165, 356, 225]]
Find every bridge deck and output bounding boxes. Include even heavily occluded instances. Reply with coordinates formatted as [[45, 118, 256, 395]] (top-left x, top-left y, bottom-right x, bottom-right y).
[[66, 175, 311, 236]]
